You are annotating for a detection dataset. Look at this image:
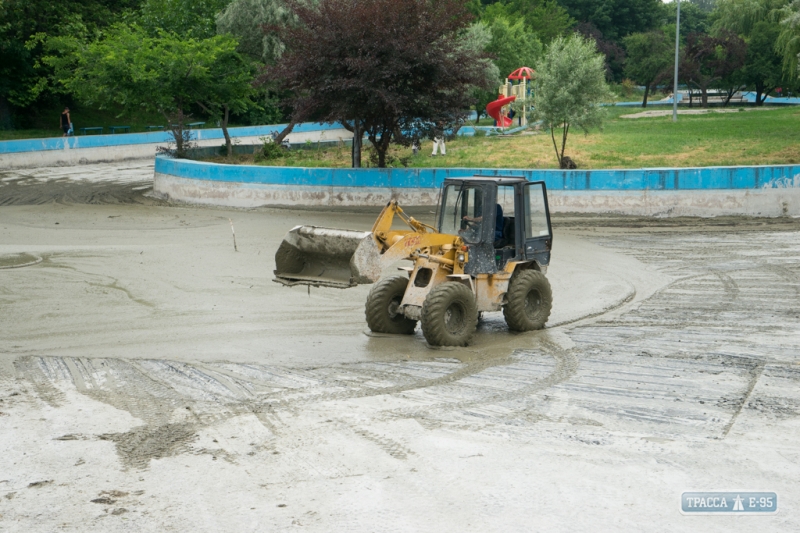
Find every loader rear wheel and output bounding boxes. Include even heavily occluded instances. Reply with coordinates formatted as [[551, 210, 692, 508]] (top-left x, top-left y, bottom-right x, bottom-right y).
[[503, 270, 552, 331], [365, 275, 417, 334], [421, 282, 477, 347]]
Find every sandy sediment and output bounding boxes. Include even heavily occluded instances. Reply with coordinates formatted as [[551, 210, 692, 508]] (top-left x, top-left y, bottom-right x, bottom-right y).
[[1, 166, 799, 532]]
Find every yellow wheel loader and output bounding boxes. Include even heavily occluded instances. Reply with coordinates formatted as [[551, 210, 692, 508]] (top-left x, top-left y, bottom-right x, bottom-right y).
[[274, 177, 553, 346]]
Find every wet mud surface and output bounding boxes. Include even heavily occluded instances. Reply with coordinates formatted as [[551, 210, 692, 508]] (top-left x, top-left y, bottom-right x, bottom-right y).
[[1, 168, 799, 532]]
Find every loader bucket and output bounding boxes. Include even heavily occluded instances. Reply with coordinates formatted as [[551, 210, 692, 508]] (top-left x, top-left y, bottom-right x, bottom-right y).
[[273, 225, 383, 288]]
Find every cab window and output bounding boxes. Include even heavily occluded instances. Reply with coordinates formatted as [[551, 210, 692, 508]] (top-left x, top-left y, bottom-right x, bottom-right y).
[[439, 184, 485, 243], [524, 183, 550, 239]]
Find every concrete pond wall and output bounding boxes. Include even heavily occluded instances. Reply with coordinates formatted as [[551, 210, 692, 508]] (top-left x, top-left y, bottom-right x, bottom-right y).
[[153, 154, 800, 217], [0, 123, 353, 169]]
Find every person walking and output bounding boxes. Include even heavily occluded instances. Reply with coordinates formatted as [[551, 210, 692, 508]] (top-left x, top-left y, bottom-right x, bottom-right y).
[[60, 107, 72, 137]]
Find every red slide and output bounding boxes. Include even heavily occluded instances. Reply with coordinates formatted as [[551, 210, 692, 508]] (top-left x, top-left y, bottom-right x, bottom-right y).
[[486, 95, 516, 127]]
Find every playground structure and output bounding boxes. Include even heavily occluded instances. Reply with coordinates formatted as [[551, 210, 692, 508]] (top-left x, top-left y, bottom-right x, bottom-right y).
[[486, 67, 534, 129]]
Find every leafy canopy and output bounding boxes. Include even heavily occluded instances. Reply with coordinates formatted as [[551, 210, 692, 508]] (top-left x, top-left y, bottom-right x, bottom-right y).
[[623, 30, 672, 106], [215, 0, 290, 62], [44, 24, 255, 154], [267, 0, 494, 167], [533, 33, 611, 167]]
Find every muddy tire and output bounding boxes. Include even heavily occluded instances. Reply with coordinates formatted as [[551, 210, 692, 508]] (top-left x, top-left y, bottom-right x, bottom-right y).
[[503, 270, 552, 331], [365, 275, 417, 334], [420, 282, 478, 347]]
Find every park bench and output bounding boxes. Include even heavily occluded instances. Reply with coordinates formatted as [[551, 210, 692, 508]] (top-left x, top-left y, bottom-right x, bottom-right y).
[[145, 125, 164, 131], [109, 126, 130, 134], [79, 127, 103, 135]]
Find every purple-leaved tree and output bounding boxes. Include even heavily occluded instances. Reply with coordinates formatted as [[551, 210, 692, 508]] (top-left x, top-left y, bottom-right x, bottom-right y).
[[263, 0, 493, 167]]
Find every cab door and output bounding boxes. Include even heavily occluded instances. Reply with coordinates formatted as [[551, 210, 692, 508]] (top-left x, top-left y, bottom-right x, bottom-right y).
[[517, 181, 552, 266]]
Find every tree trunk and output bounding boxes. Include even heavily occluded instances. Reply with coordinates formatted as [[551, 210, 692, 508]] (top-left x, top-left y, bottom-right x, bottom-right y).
[[274, 120, 295, 145], [755, 83, 775, 106], [222, 105, 232, 157], [642, 83, 650, 108], [166, 109, 188, 158], [560, 122, 569, 164], [549, 126, 561, 168], [374, 129, 393, 168], [352, 119, 362, 168], [701, 87, 708, 108]]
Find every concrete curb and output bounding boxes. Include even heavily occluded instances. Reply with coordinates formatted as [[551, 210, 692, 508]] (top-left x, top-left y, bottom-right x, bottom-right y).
[[153, 158, 800, 217], [0, 124, 353, 169]]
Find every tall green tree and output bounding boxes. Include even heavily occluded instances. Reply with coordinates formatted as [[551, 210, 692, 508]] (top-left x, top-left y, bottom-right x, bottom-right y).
[[485, 17, 543, 78], [215, 0, 289, 62], [623, 30, 673, 107], [558, 0, 665, 41], [663, 1, 710, 36], [45, 25, 255, 156], [483, 0, 573, 43], [741, 21, 784, 103], [137, 0, 232, 37], [712, 0, 787, 36], [0, 0, 140, 128], [216, 0, 293, 126], [459, 23, 502, 121], [533, 34, 611, 168], [776, 0, 800, 78]]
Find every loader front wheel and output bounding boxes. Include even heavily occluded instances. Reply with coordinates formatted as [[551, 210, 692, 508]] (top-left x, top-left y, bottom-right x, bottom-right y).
[[365, 275, 417, 334], [503, 270, 552, 331], [421, 282, 477, 347]]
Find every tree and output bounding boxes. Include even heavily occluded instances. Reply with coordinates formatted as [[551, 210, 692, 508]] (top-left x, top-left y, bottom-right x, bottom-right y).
[[46, 25, 255, 157], [485, 17, 543, 78], [741, 21, 784, 103], [557, 0, 665, 41], [533, 34, 611, 168], [483, 0, 574, 43], [137, 0, 232, 38], [215, 0, 289, 62], [266, 0, 493, 168], [776, 0, 800, 78], [576, 22, 626, 81], [192, 51, 258, 155], [663, 1, 710, 37], [459, 22, 502, 122], [0, 0, 139, 128], [680, 31, 747, 106], [623, 31, 673, 107], [712, 0, 787, 37], [690, 0, 718, 12]]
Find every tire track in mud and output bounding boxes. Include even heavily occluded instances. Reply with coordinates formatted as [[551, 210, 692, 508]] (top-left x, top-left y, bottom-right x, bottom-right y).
[[382, 339, 579, 420], [720, 363, 764, 438], [564, 231, 800, 436], [0, 178, 163, 206]]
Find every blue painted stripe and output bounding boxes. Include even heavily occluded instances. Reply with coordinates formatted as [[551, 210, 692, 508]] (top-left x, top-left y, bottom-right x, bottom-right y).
[[155, 155, 800, 191], [0, 122, 346, 154]]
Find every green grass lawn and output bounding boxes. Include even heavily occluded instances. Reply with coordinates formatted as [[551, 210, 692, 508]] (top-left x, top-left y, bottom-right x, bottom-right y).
[[208, 106, 800, 169]]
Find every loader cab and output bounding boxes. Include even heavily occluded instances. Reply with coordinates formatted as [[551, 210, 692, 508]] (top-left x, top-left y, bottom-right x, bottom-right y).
[[438, 177, 552, 275]]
